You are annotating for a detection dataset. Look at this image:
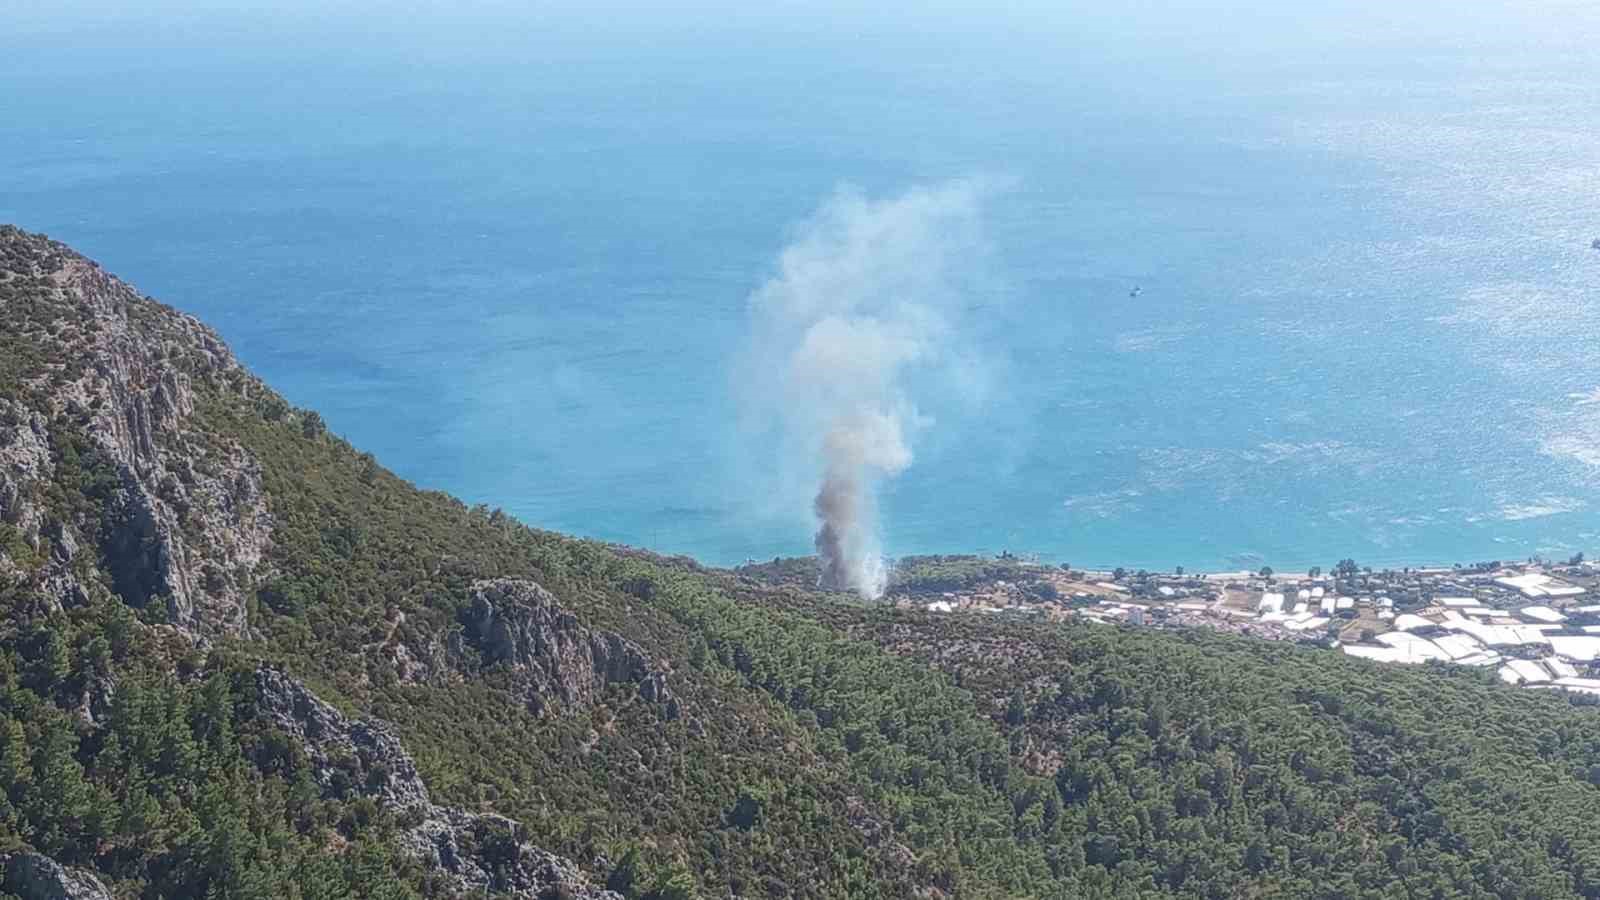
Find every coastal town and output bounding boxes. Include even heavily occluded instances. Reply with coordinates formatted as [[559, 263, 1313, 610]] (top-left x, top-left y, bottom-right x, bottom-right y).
[[892, 554, 1600, 698]]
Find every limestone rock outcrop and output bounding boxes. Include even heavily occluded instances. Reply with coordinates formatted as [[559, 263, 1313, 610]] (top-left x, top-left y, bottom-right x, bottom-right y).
[[253, 666, 620, 899], [459, 578, 678, 718], [0, 226, 271, 640], [0, 853, 114, 900]]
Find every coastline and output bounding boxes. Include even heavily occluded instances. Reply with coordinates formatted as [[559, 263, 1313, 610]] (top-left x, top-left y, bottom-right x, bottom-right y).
[[849, 552, 1600, 699]]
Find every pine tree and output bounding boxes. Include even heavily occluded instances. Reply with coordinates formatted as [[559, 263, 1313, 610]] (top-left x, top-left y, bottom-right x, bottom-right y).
[[29, 724, 90, 856]]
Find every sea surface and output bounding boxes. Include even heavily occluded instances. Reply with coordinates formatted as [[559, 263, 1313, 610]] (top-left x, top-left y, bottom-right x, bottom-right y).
[[4, 3, 1600, 572]]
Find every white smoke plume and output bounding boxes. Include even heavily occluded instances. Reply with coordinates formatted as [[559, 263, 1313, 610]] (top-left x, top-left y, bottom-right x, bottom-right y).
[[739, 180, 996, 599]]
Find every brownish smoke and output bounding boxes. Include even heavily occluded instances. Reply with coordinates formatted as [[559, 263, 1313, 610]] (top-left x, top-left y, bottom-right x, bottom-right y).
[[813, 465, 861, 591]]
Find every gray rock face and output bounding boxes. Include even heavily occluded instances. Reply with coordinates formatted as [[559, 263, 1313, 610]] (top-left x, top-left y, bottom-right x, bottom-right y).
[[253, 667, 620, 899], [461, 578, 678, 718], [1, 852, 113, 900], [0, 402, 52, 539], [0, 227, 272, 640], [0, 401, 57, 597], [253, 666, 433, 812]]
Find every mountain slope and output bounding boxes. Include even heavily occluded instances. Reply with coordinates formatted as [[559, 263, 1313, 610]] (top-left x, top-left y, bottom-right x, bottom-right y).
[[0, 225, 967, 897], [6, 224, 1600, 899]]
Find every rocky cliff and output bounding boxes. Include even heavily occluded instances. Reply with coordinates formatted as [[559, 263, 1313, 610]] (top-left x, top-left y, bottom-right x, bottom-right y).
[[456, 578, 678, 718], [252, 667, 620, 899], [0, 853, 114, 900], [0, 226, 271, 640]]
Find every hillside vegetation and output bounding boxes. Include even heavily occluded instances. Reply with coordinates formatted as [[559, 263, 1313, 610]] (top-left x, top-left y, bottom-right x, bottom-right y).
[[4, 224, 1600, 899]]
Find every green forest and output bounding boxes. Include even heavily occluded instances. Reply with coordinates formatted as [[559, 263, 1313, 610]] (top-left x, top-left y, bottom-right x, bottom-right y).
[[6, 224, 1600, 898]]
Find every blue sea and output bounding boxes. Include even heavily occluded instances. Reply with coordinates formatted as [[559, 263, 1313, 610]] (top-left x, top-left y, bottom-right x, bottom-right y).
[[4, 2, 1599, 573]]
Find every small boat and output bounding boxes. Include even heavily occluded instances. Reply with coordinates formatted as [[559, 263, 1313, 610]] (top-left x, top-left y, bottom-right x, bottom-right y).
[[1591, 238, 1600, 251], [1129, 285, 1143, 298]]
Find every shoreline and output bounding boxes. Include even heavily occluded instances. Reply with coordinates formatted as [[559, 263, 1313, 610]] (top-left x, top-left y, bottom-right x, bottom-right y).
[[871, 552, 1600, 698]]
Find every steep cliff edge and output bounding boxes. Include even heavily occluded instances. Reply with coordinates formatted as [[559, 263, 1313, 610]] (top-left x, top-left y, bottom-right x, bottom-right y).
[[455, 578, 677, 718], [0, 225, 270, 640], [252, 666, 620, 899]]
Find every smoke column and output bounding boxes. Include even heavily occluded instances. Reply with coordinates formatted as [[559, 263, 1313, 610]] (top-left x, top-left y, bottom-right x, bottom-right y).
[[740, 181, 994, 599]]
